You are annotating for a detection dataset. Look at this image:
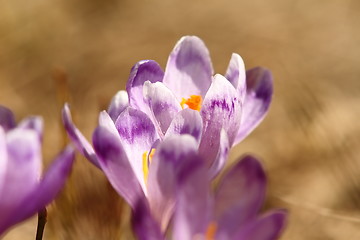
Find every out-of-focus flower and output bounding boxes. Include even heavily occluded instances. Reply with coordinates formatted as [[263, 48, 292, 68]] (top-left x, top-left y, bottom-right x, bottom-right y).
[[0, 105, 75, 236], [132, 155, 287, 240]]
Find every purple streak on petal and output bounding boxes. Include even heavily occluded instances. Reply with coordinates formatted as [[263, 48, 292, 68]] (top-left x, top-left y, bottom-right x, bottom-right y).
[[225, 53, 247, 104], [234, 210, 288, 240], [107, 90, 129, 122], [215, 155, 266, 238], [18, 116, 44, 141], [126, 60, 164, 115], [143, 81, 182, 136], [0, 129, 42, 220], [62, 104, 100, 168], [173, 157, 211, 240], [114, 107, 158, 193], [207, 129, 229, 179], [165, 108, 203, 144], [163, 36, 213, 100], [0, 106, 16, 131], [234, 67, 273, 145], [147, 135, 198, 231], [0, 146, 75, 235], [199, 74, 242, 168], [93, 125, 145, 208], [131, 200, 166, 240]]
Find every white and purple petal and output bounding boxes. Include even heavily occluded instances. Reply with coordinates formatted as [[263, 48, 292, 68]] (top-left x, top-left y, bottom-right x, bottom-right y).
[[234, 210, 287, 240], [165, 108, 203, 144], [18, 116, 44, 141], [131, 200, 166, 240], [107, 90, 129, 122], [114, 107, 159, 192], [207, 129, 229, 179], [0, 146, 75, 235], [62, 104, 100, 168], [215, 155, 266, 238], [234, 67, 273, 145], [173, 157, 211, 240], [0, 106, 16, 131], [93, 124, 145, 208], [147, 135, 198, 231], [0, 129, 42, 227], [143, 81, 182, 136], [126, 60, 164, 115], [225, 53, 247, 104], [0, 127, 7, 196], [199, 74, 242, 167], [163, 36, 213, 99]]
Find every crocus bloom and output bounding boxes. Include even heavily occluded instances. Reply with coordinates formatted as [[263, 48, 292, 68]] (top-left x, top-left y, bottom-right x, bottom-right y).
[[0, 105, 75, 237], [66, 105, 228, 231], [126, 36, 273, 173], [63, 36, 272, 178], [132, 154, 287, 240], [62, 35, 272, 230]]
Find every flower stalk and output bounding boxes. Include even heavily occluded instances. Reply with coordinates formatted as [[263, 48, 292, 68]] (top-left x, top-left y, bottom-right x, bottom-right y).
[[35, 208, 47, 240]]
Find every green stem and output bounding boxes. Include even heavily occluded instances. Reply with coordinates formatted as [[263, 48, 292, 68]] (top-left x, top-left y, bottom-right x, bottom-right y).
[[35, 208, 47, 240]]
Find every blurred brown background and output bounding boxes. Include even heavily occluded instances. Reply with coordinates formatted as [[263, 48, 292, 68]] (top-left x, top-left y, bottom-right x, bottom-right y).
[[1, 0, 360, 239]]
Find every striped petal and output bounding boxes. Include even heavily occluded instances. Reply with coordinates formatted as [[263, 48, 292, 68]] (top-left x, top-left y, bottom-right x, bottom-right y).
[[234, 67, 273, 145], [163, 36, 213, 100]]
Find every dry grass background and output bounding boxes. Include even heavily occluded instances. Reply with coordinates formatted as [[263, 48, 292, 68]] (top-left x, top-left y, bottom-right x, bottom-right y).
[[1, 0, 360, 239]]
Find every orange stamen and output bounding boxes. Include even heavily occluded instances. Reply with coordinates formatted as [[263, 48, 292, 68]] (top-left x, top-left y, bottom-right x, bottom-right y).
[[205, 222, 218, 240], [180, 95, 202, 111]]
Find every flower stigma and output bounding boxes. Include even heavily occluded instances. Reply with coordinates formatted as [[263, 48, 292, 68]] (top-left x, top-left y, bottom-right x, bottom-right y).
[[180, 95, 202, 111], [142, 148, 156, 184]]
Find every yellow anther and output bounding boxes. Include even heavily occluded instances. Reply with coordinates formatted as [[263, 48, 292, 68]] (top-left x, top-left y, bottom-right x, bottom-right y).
[[180, 95, 202, 111], [142, 149, 156, 184], [205, 222, 218, 240]]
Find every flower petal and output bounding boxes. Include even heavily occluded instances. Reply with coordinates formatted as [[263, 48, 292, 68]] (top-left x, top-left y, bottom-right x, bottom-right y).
[[173, 157, 211, 240], [234, 210, 287, 240], [107, 90, 129, 122], [207, 129, 229, 179], [131, 200, 165, 240], [0, 127, 7, 196], [62, 104, 100, 168], [225, 53, 247, 103], [199, 74, 242, 167], [147, 135, 198, 231], [0, 105, 16, 131], [215, 155, 266, 238], [163, 36, 213, 99], [165, 108, 203, 143], [0, 129, 42, 225], [126, 60, 164, 114], [114, 107, 158, 194], [93, 125, 145, 208], [0, 146, 75, 235], [18, 116, 44, 141], [143, 81, 182, 136], [234, 67, 273, 145]]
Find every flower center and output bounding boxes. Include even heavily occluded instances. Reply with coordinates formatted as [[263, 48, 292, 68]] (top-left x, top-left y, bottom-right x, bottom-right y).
[[205, 222, 217, 240], [180, 95, 202, 111], [142, 148, 156, 184]]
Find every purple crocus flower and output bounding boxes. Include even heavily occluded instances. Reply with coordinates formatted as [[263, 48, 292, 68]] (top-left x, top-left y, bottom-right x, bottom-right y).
[[132, 154, 287, 240], [62, 35, 273, 231], [126, 36, 273, 175], [64, 103, 228, 231], [0, 105, 75, 237]]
